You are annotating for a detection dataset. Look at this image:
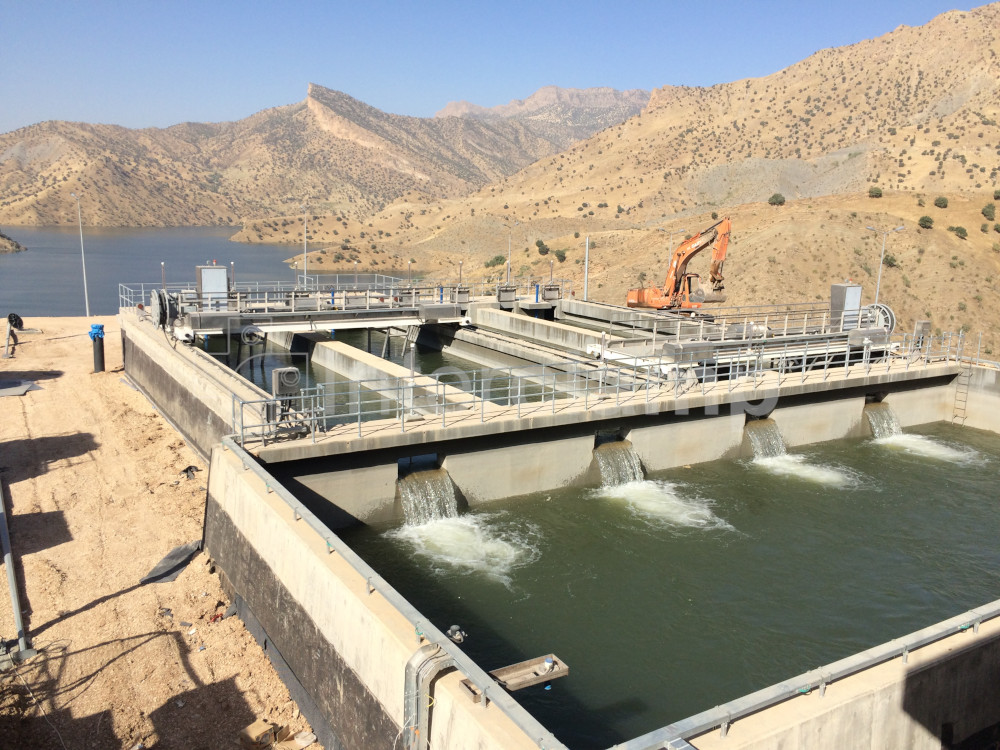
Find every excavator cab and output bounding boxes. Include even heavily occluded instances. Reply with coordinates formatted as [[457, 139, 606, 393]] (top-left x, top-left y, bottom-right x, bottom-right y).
[[682, 274, 706, 307]]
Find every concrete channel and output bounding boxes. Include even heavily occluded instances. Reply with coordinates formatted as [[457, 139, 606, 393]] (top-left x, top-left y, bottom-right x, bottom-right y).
[[119, 278, 1000, 750]]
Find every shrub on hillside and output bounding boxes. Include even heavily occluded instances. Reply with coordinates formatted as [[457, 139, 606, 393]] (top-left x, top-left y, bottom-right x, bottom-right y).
[[868, 186, 883, 198], [948, 225, 968, 239], [983, 203, 996, 221], [918, 216, 934, 229], [768, 193, 786, 206], [484, 254, 506, 268], [934, 196, 949, 209], [995, 189, 1000, 200]]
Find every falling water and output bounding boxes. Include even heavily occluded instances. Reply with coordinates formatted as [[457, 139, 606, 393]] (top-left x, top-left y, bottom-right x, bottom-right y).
[[746, 419, 853, 486], [397, 469, 459, 525], [867, 402, 978, 462], [744, 419, 786, 458], [864, 402, 902, 439], [594, 440, 645, 485]]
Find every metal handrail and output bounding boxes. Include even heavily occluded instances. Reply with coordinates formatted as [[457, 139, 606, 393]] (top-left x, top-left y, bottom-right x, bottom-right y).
[[230, 331, 962, 447], [119, 277, 574, 313]]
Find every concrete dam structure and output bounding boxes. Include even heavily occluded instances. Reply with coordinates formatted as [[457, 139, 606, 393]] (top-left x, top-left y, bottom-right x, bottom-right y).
[[119, 273, 1000, 750]]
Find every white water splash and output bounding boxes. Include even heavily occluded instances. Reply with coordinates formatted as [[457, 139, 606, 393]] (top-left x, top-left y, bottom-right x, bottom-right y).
[[595, 480, 732, 530], [752, 453, 856, 487], [875, 434, 980, 463], [388, 515, 539, 584]]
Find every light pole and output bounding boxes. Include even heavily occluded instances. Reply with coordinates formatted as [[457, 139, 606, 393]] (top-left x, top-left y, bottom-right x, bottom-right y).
[[407, 259, 412, 285], [71, 192, 90, 316], [667, 227, 686, 255], [459, 259, 463, 285], [301, 204, 308, 287], [354, 260, 358, 288], [503, 221, 519, 284], [866, 225, 904, 305]]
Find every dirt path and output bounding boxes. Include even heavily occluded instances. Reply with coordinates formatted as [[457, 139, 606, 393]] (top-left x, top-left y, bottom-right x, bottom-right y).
[[0, 317, 311, 749]]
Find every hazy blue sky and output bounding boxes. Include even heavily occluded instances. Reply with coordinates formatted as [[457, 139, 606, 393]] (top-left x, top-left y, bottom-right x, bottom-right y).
[[2, 0, 975, 134]]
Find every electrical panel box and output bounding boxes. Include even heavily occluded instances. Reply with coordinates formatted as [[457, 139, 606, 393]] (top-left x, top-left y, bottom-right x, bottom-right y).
[[830, 283, 862, 330], [196, 265, 229, 310], [271, 367, 301, 398]]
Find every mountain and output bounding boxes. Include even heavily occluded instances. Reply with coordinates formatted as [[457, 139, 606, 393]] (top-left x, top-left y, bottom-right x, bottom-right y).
[[436, 86, 649, 150], [233, 4, 1000, 354], [0, 84, 646, 228]]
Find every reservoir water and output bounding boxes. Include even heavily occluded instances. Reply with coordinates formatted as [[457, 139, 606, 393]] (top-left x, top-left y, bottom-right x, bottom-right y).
[[338, 422, 1000, 748], [0, 226, 295, 316]]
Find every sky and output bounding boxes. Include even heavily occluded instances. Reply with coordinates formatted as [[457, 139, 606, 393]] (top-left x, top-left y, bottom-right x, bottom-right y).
[[1, 0, 979, 135]]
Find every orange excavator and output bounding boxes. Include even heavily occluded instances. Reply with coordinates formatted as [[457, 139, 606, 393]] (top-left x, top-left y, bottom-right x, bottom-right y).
[[626, 217, 731, 310]]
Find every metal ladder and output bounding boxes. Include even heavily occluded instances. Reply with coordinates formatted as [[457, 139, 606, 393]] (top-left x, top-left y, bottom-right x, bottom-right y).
[[952, 360, 971, 424]]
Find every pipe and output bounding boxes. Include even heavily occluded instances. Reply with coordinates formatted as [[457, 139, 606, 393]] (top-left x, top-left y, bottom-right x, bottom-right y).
[[1, 479, 31, 655], [403, 643, 456, 750]]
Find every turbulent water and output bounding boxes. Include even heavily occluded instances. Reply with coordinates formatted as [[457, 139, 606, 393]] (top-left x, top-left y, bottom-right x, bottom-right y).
[[387, 513, 540, 585], [867, 402, 980, 462], [594, 440, 644, 485], [745, 418, 854, 485], [593, 480, 732, 529], [339, 422, 1000, 749]]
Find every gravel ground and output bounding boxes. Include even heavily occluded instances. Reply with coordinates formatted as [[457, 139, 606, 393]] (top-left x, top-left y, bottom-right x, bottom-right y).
[[0, 317, 312, 749]]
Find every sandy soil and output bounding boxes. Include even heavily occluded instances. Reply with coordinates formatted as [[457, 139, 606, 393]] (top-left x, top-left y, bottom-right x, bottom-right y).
[[0, 317, 311, 749]]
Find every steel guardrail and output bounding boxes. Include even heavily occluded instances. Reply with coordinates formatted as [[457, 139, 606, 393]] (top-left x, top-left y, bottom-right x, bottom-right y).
[[229, 331, 961, 447]]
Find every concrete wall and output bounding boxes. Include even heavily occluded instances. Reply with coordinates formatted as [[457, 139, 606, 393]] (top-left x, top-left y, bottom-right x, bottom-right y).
[[689, 618, 1000, 750], [471, 307, 625, 354], [964, 365, 1000, 433], [295, 462, 399, 526], [770, 397, 868, 447], [885, 382, 956, 428], [444, 433, 598, 504], [204, 445, 543, 750], [121, 314, 268, 458], [312, 340, 472, 411], [628, 412, 746, 470]]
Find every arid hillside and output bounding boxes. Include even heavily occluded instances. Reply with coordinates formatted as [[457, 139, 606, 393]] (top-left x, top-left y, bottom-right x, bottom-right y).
[[0, 84, 644, 227], [233, 4, 1000, 351]]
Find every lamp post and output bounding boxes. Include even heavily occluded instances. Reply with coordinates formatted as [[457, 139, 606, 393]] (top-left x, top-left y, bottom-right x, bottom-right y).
[[459, 259, 463, 285], [407, 259, 412, 285], [866, 225, 904, 305], [354, 260, 358, 288], [658, 226, 686, 256], [301, 204, 308, 287], [71, 192, 90, 317], [503, 221, 519, 284]]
